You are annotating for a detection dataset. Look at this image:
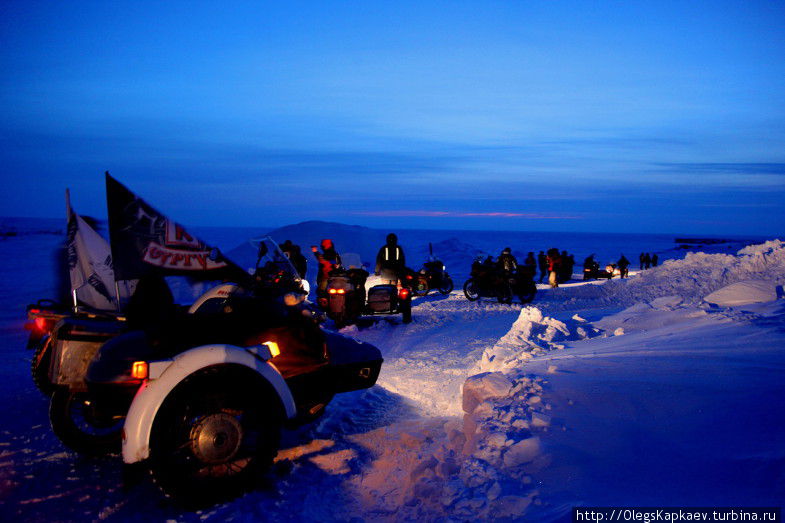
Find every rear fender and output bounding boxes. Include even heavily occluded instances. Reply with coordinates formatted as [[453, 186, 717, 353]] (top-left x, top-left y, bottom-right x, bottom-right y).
[[121, 344, 296, 464]]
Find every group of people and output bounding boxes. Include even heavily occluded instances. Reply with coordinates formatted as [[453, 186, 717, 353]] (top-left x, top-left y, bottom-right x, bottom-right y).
[[307, 233, 407, 296], [536, 249, 576, 288], [639, 252, 659, 270]]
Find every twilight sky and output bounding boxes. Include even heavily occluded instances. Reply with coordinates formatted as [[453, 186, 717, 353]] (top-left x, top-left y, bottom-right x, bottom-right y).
[[1, 1, 784, 235]]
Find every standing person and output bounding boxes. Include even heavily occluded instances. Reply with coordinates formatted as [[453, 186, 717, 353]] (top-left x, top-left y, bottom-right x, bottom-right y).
[[643, 252, 651, 270], [651, 253, 659, 267], [583, 254, 596, 280], [497, 247, 518, 275], [639, 252, 646, 270], [537, 251, 548, 283], [547, 248, 561, 288], [618, 254, 630, 278], [375, 233, 406, 284], [523, 252, 537, 279], [312, 239, 341, 296], [280, 239, 307, 278]]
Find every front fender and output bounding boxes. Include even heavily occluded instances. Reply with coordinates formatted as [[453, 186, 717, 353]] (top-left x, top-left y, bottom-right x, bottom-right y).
[[121, 344, 296, 464]]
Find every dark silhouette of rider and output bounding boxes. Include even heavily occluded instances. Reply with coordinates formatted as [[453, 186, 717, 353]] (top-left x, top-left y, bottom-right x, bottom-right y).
[[497, 247, 518, 275], [375, 233, 405, 284]]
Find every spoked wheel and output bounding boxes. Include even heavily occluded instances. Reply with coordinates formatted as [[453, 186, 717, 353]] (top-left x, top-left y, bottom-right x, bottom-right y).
[[149, 368, 280, 504], [49, 387, 123, 455], [463, 279, 480, 301], [497, 282, 513, 304], [32, 336, 55, 396], [438, 277, 454, 295]]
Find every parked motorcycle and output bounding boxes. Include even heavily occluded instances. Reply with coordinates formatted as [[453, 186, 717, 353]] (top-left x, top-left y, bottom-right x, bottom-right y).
[[463, 259, 536, 304], [319, 253, 413, 327], [412, 245, 454, 296]]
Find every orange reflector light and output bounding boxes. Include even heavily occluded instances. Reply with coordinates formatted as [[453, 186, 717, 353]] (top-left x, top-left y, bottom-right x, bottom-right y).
[[262, 341, 280, 357], [35, 317, 47, 331], [131, 361, 148, 379], [399, 288, 410, 300]]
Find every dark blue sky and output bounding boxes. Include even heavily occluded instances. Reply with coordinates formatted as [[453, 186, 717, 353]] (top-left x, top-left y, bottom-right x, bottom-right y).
[[2, 1, 784, 235]]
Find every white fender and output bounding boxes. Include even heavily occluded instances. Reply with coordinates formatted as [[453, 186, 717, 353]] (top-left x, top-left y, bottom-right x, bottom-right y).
[[121, 344, 297, 464]]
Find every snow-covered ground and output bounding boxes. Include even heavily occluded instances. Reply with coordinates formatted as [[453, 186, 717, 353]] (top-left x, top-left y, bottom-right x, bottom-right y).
[[0, 221, 783, 521]]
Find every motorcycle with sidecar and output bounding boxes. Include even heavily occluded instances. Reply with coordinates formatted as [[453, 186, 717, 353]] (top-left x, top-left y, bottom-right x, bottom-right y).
[[319, 253, 413, 327], [37, 236, 383, 503], [411, 245, 454, 297]]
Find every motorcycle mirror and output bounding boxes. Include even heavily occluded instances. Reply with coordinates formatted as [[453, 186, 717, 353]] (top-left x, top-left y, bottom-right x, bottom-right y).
[[209, 247, 221, 262]]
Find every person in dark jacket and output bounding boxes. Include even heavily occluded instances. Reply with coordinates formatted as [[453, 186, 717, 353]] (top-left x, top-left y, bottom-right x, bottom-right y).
[[280, 240, 308, 279], [651, 253, 659, 267], [643, 252, 651, 270], [618, 254, 630, 278], [537, 251, 548, 283], [375, 233, 406, 284], [497, 247, 518, 275], [523, 252, 537, 279], [312, 239, 341, 295], [639, 252, 646, 270]]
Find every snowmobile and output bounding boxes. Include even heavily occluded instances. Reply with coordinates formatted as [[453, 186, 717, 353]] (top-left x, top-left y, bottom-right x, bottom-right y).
[[319, 253, 413, 327], [411, 244, 454, 297]]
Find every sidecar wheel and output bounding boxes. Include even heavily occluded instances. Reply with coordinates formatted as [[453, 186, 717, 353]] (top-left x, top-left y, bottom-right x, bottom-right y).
[[438, 278, 454, 295], [463, 279, 480, 301], [31, 337, 55, 396], [49, 387, 122, 455], [149, 368, 280, 504]]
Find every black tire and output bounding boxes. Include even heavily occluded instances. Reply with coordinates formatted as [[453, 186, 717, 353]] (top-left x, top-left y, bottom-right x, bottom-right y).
[[401, 302, 412, 324], [438, 277, 454, 295], [31, 337, 55, 396], [518, 282, 537, 304], [49, 387, 123, 456], [497, 283, 513, 304], [463, 279, 480, 301], [149, 367, 281, 504]]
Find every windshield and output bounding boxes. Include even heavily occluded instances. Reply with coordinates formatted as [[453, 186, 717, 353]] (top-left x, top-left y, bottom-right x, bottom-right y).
[[252, 237, 300, 278], [341, 253, 364, 269]]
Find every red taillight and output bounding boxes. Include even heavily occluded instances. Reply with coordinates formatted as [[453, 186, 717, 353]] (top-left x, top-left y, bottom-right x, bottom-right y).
[[34, 317, 47, 331], [398, 288, 410, 300], [328, 288, 337, 294], [328, 288, 346, 295], [406, 274, 413, 280], [29, 308, 41, 315], [337, 289, 345, 294]]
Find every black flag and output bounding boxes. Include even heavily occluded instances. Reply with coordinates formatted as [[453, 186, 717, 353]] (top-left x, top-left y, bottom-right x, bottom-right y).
[[106, 173, 251, 285]]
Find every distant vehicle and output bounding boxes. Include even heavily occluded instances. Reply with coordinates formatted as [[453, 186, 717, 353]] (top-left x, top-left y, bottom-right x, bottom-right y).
[[463, 259, 536, 304], [412, 244, 454, 297], [319, 253, 413, 327]]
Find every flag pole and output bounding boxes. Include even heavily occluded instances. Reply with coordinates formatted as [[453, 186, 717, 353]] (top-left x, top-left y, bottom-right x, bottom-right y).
[[65, 189, 79, 313]]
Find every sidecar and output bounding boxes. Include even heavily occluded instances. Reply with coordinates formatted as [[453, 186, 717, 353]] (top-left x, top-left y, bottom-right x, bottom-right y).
[[115, 305, 383, 502]]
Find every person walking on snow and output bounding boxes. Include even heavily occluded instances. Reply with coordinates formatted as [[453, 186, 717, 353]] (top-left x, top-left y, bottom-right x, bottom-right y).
[[375, 233, 406, 284]]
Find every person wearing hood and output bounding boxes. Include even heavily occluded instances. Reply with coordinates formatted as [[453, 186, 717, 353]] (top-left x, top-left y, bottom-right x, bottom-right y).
[[375, 233, 406, 284], [618, 254, 630, 278], [311, 239, 341, 295], [280, 239, 308, 279]]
